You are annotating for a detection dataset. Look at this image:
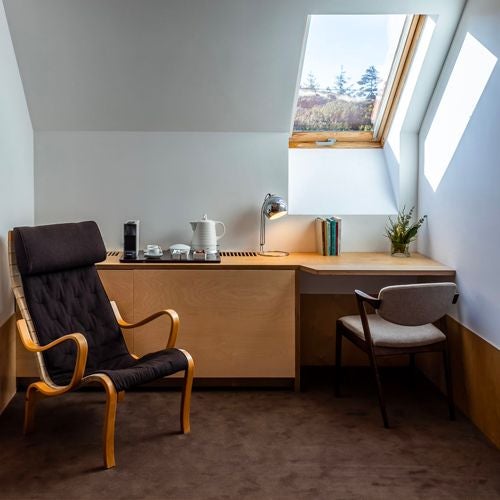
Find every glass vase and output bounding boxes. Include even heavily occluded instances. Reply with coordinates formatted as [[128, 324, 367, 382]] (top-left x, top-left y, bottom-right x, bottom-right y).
[[391, 242, 410, 257]]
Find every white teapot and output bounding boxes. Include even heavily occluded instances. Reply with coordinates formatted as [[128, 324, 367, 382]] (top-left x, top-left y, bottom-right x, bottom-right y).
[[190, 214, 225, 254]]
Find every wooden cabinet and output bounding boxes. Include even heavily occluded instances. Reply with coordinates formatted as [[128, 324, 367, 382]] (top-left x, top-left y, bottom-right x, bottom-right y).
[[99, 269, 296, 380]]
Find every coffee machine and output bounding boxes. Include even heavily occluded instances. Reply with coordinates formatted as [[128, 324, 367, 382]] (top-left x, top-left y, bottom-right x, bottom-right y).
[[123, 220, 140, 259]]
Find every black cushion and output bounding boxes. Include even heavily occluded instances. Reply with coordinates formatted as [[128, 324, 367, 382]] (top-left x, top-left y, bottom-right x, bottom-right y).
[[14, 221, 106, 276], [14, 223, 188, 391]]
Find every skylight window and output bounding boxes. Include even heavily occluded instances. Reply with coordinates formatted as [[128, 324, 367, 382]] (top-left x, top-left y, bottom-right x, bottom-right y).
[[290, 15, 424, 148]]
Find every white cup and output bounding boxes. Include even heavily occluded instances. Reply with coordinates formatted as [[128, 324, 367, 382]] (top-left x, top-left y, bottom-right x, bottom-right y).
[[146, 244, 162, 256]]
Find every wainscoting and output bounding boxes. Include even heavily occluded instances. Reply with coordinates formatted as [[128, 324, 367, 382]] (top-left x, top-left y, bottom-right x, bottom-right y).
[[418, 316, 500, 448], [0, 314, 16, 413]]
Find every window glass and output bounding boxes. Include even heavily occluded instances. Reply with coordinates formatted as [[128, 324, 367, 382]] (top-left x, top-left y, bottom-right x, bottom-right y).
[[293, 15, 407, 134]]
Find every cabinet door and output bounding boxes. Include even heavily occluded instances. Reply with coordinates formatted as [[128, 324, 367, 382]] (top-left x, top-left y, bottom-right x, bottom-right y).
[[133, 270, 295, 378], [98, 270, 134, 353]]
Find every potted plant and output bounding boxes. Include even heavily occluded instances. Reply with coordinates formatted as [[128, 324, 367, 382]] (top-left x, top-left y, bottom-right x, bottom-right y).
[[385, 206, 426, 257]]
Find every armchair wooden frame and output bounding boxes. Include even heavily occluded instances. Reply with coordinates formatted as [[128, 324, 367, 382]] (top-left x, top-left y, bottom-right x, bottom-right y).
[[335, 289, 458, 428], [8, 232, 194, 469]]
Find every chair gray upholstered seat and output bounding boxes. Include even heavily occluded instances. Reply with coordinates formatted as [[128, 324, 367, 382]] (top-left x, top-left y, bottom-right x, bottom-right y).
[[335, 282, 458, 428], [338, 314, 446, 348]]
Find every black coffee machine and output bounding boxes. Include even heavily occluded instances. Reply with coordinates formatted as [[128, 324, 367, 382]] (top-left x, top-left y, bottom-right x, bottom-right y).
[[123, 220, 140, 259]]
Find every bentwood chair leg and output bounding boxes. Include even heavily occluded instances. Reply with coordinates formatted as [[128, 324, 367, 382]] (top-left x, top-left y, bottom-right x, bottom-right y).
[[100, 377, 118, 469], [335, 329, 343, 397], [442, 346, 456, 421], [368, 352, 389, 428], [180, 350, 194, 434], [24, 384, 42, 434]]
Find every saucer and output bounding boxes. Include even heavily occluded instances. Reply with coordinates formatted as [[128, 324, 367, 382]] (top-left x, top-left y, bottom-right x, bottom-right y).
[[144, 251, 163, 258]]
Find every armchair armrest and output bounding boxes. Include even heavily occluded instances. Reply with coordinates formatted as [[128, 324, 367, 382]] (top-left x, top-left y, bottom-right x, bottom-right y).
[[17, 319, 88, 394], [353, 290, 380, 347], [110, 301, 180, 349], [354, 290, 381, 309]]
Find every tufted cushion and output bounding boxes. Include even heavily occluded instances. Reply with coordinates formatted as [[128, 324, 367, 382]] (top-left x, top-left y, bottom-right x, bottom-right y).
[[17, 222, 188, 391], [22, 265, 130, 381], [14, 221, 106, 276], [95, 349, 188, 392], [339, 314, 446, 348]]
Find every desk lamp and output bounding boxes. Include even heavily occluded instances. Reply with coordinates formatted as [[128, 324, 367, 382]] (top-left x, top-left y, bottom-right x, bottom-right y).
[[259, 193, 289, 257]]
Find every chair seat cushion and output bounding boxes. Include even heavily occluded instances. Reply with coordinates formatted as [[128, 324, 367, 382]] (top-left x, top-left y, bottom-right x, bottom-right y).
[[338, 314, 446, 348], [93, 348, 188, 392], [52, 348, 188, 392]]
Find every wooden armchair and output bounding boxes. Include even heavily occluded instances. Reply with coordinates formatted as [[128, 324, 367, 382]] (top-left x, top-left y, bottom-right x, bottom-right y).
[[9, 222, 194, 469], [336, 283, 458, 428]]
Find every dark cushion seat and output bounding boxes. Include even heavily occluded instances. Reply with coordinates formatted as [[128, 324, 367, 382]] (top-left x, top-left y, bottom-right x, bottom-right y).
[[14, 222, 188, 391]]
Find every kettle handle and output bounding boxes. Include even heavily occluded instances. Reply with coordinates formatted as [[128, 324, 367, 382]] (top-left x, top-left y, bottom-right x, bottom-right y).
[[215, 221, 226, 240]]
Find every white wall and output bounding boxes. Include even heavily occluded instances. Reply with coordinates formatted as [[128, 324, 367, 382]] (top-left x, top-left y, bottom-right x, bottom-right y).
[[35, 132, 393, 253], [289, 149, 397, 216], [418, 0, 500, 348], [0, 1, 33, 326]]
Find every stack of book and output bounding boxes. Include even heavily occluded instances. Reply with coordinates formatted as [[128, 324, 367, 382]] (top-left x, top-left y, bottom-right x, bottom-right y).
[[315, 216, 342, 256]]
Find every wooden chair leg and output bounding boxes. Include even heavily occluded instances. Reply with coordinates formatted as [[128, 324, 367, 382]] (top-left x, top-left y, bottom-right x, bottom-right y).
[[117, 391, 125, 402], [24, 383, 42, 434], [179, 349, 194, 434], [442, 346, 456, 421], [98, 376, 118, 469], [335, 329, 343, 397], [368, 352, 389, 428]]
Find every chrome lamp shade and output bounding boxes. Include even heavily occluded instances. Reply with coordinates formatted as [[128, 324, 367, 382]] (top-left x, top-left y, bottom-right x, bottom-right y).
[[259, 193, 289, 257]]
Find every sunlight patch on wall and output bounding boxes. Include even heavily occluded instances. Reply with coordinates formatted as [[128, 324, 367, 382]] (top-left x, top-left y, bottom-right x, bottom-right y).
[[387, 17, 435, 164], [424, 33, 497, 192]]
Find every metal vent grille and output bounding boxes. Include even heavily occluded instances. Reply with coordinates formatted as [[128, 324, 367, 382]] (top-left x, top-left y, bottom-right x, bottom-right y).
[[220, 251, 258, 257], [107, 251, 120, 257]]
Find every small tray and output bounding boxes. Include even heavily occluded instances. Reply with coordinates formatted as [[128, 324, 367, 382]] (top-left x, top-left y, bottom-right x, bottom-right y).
[[120, 250, 221, 263]]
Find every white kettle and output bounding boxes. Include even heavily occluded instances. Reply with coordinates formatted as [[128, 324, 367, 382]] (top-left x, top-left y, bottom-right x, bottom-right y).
[[190, 214, 225, 254]]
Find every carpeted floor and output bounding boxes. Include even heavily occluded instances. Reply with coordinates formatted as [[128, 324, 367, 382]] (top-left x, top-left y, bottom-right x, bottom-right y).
[[0, 370, 499, 500]]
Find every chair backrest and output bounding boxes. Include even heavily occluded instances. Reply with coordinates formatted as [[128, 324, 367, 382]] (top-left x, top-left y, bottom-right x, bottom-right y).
[[377, 282, 457, 326], [8, 231, 50, 384], [10, 222, 129, 386]]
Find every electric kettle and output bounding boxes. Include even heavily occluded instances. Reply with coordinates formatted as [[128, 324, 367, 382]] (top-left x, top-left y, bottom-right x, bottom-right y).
[[190, 214, 225, 254]]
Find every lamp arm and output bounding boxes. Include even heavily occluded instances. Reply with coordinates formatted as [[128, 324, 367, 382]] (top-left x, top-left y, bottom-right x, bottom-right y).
[[260, 193, 271, 253]]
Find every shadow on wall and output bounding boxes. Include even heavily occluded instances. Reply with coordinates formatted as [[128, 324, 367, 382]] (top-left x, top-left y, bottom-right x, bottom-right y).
[[0, 234, 12, 326]]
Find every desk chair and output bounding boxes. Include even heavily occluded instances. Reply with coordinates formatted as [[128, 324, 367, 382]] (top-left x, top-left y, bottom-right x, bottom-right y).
[[9, 221, 194, 468], [335, 283, 458, 428]]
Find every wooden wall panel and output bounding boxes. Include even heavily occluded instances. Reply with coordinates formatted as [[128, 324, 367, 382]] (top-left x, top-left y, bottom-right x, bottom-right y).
[[418, 316, 500, 448], [98, 269, 134, 353], [0, 315, 16, 413], [133, 270, 295, 378]]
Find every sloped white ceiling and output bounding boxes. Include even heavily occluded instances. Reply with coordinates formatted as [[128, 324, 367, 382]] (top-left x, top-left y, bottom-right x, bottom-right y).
[[3, 0, 465, 132]]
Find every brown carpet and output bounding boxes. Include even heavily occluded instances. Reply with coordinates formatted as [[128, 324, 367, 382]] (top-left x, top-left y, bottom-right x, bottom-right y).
[[0, 370, 499, 500]]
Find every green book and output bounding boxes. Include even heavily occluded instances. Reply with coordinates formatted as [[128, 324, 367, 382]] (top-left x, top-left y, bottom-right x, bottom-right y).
[[328, 217, 337, 256]]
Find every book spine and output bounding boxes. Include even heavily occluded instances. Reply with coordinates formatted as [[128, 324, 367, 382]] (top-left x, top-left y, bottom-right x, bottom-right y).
[[324, 220, 330, 256], [334, 216, 342, 255], [331, 218, 337, 256], [315, 217, 324, 255]]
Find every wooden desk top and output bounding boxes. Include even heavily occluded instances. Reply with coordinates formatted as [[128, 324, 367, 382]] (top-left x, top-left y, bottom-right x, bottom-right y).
[[98, 252, 455, 277]]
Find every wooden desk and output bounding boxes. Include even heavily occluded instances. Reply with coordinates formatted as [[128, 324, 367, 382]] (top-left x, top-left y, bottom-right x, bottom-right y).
[[99, 252, 455, 276], [16, 253, 455, 390]]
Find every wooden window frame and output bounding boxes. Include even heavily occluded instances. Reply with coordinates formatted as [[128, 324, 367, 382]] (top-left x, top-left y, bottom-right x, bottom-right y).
[[289, 15, 426, 150]]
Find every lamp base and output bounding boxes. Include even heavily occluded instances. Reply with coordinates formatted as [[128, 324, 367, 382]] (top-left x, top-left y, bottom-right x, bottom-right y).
[[258, 250, 289, 257]]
